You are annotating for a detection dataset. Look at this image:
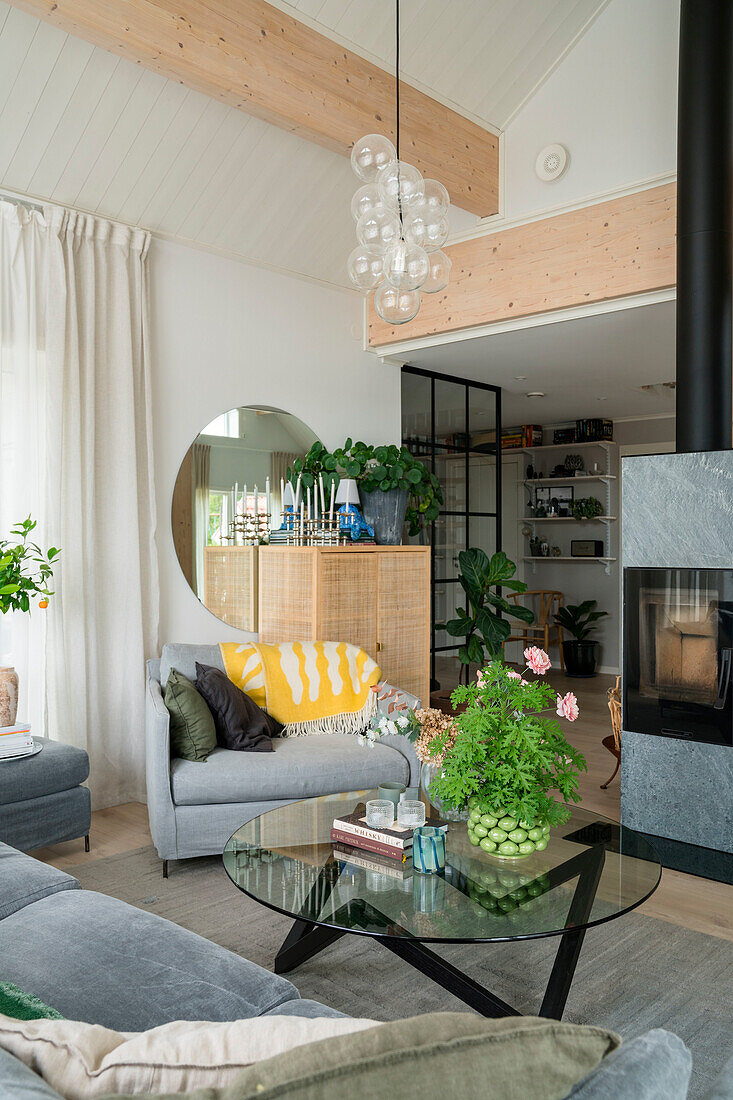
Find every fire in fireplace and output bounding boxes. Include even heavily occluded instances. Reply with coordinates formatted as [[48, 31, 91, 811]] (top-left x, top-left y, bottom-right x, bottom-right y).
[[624, 568, 733, 747]]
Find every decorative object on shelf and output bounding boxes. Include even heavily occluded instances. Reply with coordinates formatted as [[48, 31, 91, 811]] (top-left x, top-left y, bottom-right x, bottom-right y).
[[377, 781, 406, 808], [398, 799, 426, 828], [571, 539, 605, 557], [534, 485, 574, 515], [347, 0, 451, 322], [0, 517, 59, 726], [539, 540, 550, 557], [366, 799, 395, 829], [436, 549, 534, 684], [335, 479, 375, 543], [550, 545, 562, 557], [429, 652, 586, 859], [412, 825, 447, 874], [360, 487, 409, 545], [526, 463, 536, 480], [554, 600, 608, 678], [225, 481, 271, 546], [529, 536, 541, 557], [550, 463, 569, 478], [572, 496, 603, 520], [564, 454, 585, 474]]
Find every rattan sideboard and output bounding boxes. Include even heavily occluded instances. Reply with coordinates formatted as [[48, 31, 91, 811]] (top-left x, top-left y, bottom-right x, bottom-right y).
[[258, 545, 431, 704]]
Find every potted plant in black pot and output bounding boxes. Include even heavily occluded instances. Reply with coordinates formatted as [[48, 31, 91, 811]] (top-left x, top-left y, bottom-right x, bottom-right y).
[[554, 600, 608, 677]]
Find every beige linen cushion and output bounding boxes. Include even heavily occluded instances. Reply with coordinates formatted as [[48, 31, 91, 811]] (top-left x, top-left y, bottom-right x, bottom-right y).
[[0, 1013, 379, 1098]]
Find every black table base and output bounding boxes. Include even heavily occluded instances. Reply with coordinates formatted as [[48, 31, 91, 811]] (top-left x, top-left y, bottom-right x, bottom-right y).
[[274, 843, 606, 1021]]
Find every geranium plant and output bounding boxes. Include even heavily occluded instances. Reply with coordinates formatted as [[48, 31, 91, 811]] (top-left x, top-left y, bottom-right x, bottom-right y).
[[0, 517, 60, 614], [429, 648, 587, 856]]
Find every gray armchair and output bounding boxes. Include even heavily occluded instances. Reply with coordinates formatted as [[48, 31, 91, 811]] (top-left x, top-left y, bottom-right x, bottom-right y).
[[146, 644, 421, 876]]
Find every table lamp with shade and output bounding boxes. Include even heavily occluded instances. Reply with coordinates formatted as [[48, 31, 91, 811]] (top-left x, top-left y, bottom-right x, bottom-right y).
[[335, 479, 374, 541]]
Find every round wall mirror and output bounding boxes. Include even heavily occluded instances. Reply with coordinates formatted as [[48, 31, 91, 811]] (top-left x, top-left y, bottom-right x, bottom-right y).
[[171, 405, 319, 629]]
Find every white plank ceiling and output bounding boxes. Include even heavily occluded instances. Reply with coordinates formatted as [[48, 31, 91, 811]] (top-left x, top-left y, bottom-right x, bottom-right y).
[[0, 0, 606, 288]]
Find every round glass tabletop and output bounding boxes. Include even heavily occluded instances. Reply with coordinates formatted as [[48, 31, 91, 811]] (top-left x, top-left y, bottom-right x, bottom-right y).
[[222, 791, 661, 945]]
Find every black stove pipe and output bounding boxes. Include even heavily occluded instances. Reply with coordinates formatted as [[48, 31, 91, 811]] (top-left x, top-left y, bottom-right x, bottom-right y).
[[676, 0, 733, 453]]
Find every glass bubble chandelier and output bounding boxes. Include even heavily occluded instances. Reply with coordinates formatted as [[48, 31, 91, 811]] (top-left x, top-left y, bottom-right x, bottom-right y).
[[347, 0, 452, 323]]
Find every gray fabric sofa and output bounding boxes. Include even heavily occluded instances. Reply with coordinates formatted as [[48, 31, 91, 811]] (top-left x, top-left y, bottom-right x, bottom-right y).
[[146, 643, 421, 874], [0, 737, 90, 853], [0, 841, 729, 1099]]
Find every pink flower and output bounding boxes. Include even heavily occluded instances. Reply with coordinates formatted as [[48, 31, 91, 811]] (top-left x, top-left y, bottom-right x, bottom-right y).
[[506, 669, 521, 679], [524, 646, 552, 676], [556, 691, 580, 722]]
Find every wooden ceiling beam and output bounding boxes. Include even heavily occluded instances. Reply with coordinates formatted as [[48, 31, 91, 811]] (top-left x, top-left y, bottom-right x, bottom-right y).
[[10, 0, 499, 217]]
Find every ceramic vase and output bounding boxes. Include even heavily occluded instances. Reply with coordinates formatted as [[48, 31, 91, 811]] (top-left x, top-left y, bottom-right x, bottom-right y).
[[0, 667, 19, 726]]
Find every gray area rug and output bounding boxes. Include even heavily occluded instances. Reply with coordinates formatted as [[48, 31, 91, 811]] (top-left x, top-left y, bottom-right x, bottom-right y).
[[68, 845, 733, 1099]]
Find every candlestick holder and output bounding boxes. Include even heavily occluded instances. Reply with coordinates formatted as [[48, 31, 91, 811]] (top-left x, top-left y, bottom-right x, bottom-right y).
[[225, 511, 271, 545], [284, 515, 348, 546]]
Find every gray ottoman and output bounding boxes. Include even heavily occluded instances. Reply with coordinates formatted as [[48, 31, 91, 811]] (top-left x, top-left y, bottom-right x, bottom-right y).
[[0, 738, 91, 852]]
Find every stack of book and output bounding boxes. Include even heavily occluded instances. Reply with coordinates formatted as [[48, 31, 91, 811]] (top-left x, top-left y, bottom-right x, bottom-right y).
[[331, 806, 415, 862], [0, 723, 34, 760]]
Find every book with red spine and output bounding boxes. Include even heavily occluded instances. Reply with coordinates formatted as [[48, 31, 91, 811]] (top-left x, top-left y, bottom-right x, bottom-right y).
[[331, 807, 413, 850], [330, 827, 409, 862], [332, 844, 411, 879]]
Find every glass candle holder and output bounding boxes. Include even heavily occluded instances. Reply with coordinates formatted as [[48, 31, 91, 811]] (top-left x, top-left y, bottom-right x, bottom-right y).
[[397, 799, 426, 828], [412, 825, 446, 874], [366, 799, 395, 829]]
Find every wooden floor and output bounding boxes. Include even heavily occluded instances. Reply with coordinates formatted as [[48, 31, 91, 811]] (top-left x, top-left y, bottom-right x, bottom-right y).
[[35, 670, 733, 942]]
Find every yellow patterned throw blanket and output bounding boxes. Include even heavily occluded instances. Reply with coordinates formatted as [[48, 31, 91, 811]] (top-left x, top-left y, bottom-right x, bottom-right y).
[[219, 641, 381, 737]]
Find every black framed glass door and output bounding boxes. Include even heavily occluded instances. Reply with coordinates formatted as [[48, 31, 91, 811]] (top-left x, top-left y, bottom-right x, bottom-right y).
[[401, 365, 502, 688]]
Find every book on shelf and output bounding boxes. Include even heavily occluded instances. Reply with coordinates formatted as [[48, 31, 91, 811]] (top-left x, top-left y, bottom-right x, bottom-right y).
[[332, 843, 411, 879], [330, 827, 409, 861]]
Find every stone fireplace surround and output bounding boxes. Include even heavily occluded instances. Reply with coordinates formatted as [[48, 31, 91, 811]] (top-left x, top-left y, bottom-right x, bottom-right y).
[[621, 450, 733, 855]]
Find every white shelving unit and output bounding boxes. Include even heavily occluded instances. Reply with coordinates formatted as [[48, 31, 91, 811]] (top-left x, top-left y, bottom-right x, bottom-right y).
[[517, 440, 618, 575]]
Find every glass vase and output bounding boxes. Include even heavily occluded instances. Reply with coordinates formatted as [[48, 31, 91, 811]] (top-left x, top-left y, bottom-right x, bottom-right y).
[[420, 761, 469, 823]]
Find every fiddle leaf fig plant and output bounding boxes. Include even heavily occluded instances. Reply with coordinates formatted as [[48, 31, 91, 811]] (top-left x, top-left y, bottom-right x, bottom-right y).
[[438, 549, 534, 683], [0, 517, 60, 614]]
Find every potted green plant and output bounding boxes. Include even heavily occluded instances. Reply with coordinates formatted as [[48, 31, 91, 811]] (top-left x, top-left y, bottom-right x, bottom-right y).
[[287, 439, 443, 542], [429, 653, 587, 858], [554, 599, 608, 677], [437, 549, 534, 686], [0, 517, 60, 725]]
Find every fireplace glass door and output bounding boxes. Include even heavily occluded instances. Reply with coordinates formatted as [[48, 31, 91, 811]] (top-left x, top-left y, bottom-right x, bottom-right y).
[[624, 568, 733, 747]]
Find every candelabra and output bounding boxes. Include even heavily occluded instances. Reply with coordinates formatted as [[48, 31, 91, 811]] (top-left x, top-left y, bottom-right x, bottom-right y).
[[225, 511, 271, 545]]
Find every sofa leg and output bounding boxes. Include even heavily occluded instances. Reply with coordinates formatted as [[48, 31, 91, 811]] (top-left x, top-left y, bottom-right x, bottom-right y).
[[163, 860, 169, 879], [84, 834, 90, 853]]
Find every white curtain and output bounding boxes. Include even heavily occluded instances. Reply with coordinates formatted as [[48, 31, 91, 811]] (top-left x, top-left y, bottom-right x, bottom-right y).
[[0, 200, 158, 808], [191, 442, 210, 597]]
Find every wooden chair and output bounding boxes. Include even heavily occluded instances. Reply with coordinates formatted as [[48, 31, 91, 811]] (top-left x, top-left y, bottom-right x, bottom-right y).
[[601, 675, 622, 789], [505, 590, 565, 671]]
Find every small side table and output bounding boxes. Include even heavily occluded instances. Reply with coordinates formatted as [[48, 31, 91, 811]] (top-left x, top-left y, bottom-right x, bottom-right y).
[[0, 737, 91, 852]]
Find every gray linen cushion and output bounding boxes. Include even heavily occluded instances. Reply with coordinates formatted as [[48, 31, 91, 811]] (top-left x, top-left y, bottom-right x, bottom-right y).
[[260, 1000, 347, 1019], [567, 1029, 692, 1099], [0, 889, 301, 1031], [170, 735, 409, 805], [0, 842, 80, 921], [0, 1046, 64, 1099], [0, 786, 91, 853], [160, 644, 223, 686], [0, 738, 88, 805]]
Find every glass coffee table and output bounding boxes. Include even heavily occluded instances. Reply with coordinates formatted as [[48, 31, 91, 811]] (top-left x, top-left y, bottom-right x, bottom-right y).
[[223, 791, 661, 1020]]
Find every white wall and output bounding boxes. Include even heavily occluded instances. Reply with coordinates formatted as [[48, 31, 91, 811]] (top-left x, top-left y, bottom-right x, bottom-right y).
[[503, 0, 679, 221], [150, 239, 400, 647]]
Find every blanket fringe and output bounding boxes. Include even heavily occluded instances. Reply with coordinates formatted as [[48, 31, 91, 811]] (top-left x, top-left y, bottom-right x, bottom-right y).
[[282, 691, 377, 738]]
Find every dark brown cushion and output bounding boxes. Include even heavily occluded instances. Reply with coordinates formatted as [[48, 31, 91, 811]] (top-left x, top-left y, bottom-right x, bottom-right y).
[[194, 663, 281, 752]]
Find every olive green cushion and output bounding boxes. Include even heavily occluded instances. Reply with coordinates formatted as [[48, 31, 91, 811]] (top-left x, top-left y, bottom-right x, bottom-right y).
[[101, 1013, 620, 1100], [164, 670, 217, 762], [0, 981, 62, 1021]]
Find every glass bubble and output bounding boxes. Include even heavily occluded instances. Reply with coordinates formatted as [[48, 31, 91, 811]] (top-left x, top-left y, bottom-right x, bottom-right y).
[[347, 245, 386, 291], [351, 183, 388, 223], [374, 284, 421, 325], [421, 249, 452, 293], [404, 211, 450, 252], [350, 134, 397, 182], [356, 204, 401, 252], [417, 178, 450, 215], [377, 160, 425, 209], [382, 238, 429, 291]]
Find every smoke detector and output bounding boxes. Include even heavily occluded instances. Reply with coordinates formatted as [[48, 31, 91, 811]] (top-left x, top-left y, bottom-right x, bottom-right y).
[[535, 144, 568, 182]]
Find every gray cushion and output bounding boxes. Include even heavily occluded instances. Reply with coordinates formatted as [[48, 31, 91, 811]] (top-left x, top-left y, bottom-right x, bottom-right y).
[[567, 1029, 692, 1099], [0, 786, 91, 852], [261, 999, 348, 1019], [0, 1047, 63, 1099], [703, 1053, 733, 1100], [171, 735, 410, 806], [0, 738, 89, 806], [0, 889, 301, 1031], [0, 842, 80, 920], [160, 643, 223, 686]]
